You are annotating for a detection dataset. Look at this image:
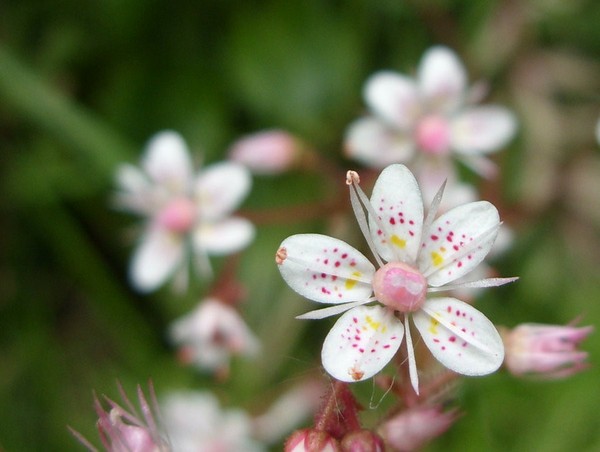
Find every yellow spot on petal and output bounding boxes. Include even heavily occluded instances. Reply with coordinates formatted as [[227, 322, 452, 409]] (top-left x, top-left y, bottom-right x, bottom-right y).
[[365, 315, 385, 332], [344, 271, 362, 290], [391, 234, 406, 249], [431, 251, 444, 267], [428, 318, 439, 335]]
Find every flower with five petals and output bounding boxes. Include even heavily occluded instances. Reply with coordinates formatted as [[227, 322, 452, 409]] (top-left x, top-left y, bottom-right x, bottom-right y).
[[276, 164, 515, 393], [115, 130, 255, 292], [345, 46, 517, 178]]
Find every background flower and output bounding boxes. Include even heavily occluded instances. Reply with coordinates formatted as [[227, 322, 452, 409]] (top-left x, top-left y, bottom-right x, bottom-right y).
[[116, 131, 255, 292], [345, 46, 517, 178]]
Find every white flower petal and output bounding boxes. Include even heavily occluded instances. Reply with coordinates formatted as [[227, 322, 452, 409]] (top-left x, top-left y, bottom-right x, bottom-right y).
[[114, 164, 155, 214], [344, 117, 415, 168], [414, 160, 477, 211], [322, 305, 404, 382], [195, 162, 251, 221], [418, 46, 467, 113], [413, 298, 504, 376], [451, 106, 517, 155], [419, 201, 500, 286], [130, 227, 184, 292], [369, 164, 424, 263], [195, 217, 255, 255], [364, 71, 421, 129], [277, 234, 376, 305], [142, 131, 193, 191], [456, 154, 498, 179]]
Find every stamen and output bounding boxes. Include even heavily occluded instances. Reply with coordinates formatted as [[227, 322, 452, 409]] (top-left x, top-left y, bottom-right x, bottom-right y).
[[404, 315, 420, 395], [347, 172, 385, 267], [418, 180, 446, 261], [346, 170, 360, 185], [427, 277, 519, 292]]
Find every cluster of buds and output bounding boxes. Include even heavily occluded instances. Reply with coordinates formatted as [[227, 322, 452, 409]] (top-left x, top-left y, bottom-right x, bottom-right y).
[[70, 382, 168, 452]]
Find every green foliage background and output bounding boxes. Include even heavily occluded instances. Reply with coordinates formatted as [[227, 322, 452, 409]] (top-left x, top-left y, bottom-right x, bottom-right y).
[[1, 0, 600, 450]]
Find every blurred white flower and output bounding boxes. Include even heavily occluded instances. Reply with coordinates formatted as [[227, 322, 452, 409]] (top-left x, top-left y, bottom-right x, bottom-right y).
[[253, 380, 324, 445], [169, 298, 260, 376], [345, 46, 517, 178], [114, 131, 255, 292], [161, 391, 265, 452]]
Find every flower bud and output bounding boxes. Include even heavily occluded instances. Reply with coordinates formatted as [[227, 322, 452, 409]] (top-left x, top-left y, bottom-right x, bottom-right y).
[[228, 130, 301, 175], [285, 429, 340, 452], [378, 406, 459, 451], [502, 322, 593, 379], [340, 429, 384, 452]]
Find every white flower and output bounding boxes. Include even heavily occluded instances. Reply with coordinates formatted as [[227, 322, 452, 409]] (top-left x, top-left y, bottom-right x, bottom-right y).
[[115, 131, 255, 292], [169, 298, 260, 374], [161, 391, 265, 452], [276, 164, 515, 393], [345, 46, 517, 177]]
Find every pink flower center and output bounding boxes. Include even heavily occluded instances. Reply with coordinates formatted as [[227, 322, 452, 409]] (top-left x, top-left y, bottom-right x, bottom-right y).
[[372, 262, 427, 313], [415, 115, 451, 155], [157, 197, 196, 233]]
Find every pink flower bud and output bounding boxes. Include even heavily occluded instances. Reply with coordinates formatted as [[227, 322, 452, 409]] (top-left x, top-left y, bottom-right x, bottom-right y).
[[71, 382, 168, 451], [229, 130, 300, 175], [340, 429, 384, 452], [378, 406, 459, 451], [502, 322, 593, 379], [285, 429, 340, 452]]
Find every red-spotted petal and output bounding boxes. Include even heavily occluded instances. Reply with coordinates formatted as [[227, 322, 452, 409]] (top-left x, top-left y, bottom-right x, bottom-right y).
[[418, 201, 499, 286], [369, 164, 424, 264], [277, 234, 376, 304], [413, 297, 504, 376], [322, 305, 404, 382]]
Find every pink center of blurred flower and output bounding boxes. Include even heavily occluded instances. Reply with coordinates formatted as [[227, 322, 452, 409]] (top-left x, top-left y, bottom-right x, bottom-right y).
[[415, 115, 451, 155], [372, 262, 427, 312], [158, 197, 197, 233]]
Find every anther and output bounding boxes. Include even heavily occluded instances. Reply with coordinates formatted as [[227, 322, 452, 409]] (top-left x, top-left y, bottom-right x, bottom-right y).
[[275, 247, 288, 265], [346, 170, 360, 185]]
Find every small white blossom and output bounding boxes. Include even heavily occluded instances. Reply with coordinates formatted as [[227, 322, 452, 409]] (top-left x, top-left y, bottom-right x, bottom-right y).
[[115, 131, 255, 292], [277, 164, 516, 393], [169, 298, 260, 375], [345, 46, 517, 178], [161, 391, 265, 452]]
